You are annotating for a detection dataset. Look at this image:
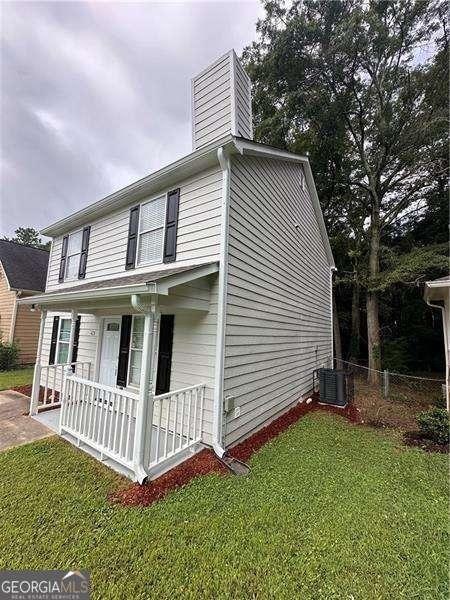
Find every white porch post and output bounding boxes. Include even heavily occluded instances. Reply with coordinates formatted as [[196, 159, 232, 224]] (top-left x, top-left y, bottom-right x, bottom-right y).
[[30, 308, 47, 415], [131, 294, 158, 483]]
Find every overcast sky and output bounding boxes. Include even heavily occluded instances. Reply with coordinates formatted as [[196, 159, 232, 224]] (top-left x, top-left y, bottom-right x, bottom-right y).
[[1, 1, 262, 238]]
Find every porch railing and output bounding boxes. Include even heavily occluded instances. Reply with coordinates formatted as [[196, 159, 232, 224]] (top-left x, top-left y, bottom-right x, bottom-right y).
[[30, 361, 92, 414], [150, 384, 205, 468], [59, 375, 206, 480], [60, 375, 139, 471]]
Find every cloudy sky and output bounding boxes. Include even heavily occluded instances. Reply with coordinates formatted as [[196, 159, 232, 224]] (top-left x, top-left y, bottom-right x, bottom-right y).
[[1, 1, 262, 238]]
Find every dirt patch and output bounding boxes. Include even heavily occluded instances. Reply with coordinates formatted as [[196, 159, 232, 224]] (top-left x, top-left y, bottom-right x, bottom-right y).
[[403, 431, 449, 454], [111, 396, 362, 508], [11, 384, 32, 397]]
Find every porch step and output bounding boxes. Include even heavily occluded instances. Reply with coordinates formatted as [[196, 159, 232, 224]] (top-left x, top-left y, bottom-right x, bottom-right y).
[[219, 455, 250, 476]]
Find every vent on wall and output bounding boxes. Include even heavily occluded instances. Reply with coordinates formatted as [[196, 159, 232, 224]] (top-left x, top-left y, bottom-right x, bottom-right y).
[[191, 49, 253, 151]]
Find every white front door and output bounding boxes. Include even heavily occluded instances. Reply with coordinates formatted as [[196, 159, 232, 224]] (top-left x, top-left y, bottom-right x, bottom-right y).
[[99, 318, 121, 386]]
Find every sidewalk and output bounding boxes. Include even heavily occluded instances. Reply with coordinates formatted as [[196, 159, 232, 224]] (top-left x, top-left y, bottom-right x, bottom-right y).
[[0, 390, 53, 452]]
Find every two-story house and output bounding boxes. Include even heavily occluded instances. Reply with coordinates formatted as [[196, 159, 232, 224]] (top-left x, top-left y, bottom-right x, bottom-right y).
[[21, 50, 335, 482]]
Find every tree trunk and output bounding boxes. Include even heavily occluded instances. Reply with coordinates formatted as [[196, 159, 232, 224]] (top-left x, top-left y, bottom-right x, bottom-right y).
[[349, 280, 360, 362], [333, 295, 342, 368], [367, 214, 381, 384]]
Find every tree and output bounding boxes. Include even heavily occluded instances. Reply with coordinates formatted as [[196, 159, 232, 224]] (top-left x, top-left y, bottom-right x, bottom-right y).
[[3, 227, 49, 250], [244, 0, 447, 381]]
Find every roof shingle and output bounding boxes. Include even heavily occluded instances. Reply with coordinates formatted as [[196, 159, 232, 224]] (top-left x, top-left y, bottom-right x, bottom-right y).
[[0, 240, 49, 292]]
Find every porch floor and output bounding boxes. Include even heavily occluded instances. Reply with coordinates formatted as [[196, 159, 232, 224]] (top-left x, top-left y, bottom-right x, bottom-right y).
[[32, 408, 203, 481]]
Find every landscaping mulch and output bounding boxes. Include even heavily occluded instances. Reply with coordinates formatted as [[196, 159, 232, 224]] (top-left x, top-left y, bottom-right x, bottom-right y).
[[11, 384, 32, 396], [111, 396, 362, 508]]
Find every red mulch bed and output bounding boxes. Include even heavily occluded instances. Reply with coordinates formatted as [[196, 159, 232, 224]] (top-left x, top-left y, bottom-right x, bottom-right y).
[[12, 384, 32, 396], [111, 396, 362, 508]]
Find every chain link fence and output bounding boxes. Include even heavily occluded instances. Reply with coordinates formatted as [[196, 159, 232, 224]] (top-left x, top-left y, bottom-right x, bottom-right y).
[[334, 359, 445, 429]]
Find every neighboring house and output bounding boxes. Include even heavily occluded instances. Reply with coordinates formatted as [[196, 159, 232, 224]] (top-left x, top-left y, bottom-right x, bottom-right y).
[[0, 240, 49, 364], [21, 50, 335, 482], [424, 276, 449, 409]]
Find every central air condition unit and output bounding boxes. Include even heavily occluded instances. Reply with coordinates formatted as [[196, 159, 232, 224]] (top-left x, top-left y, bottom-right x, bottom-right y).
[[313, 368, 354, 407]]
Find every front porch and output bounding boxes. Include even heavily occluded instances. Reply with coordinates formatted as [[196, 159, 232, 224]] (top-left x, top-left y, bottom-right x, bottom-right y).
[[22, 262, 218, 481]]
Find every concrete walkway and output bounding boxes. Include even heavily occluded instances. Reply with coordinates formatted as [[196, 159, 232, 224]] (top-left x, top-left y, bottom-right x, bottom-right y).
[[0, 390, 53, 452]]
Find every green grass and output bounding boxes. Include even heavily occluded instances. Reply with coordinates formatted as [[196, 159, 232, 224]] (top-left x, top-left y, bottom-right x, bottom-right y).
[[0, 413, 447, 599], [0, 366, 34, 390]]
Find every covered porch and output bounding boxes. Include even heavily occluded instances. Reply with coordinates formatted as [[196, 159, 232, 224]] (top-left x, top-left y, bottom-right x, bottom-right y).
[[20, 262, 218, 482]]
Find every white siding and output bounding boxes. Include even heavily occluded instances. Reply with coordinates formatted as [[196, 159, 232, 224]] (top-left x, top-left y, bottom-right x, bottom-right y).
[[46, 166, 222, 291], [191, 51, 253, 150], [224, 155, 332, 446], [169, 274, 218, 443]]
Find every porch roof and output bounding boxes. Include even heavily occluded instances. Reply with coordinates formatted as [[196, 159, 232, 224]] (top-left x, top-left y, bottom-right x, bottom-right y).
[[18, 261, 218, 310]]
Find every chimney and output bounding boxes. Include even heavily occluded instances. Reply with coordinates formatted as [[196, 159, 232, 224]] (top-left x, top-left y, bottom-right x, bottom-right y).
[[191, 49, 253, 151]]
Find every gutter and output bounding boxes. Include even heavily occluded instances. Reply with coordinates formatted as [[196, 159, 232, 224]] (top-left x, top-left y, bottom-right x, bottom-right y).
[[212, 146, 231, 458]]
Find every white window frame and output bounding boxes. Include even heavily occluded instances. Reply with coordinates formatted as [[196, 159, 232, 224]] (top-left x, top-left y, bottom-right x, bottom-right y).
[[127, 315, 145, 388], [56, 317, 71, 364], [136, 194, 167, 267], [64, 229, 83, 281]]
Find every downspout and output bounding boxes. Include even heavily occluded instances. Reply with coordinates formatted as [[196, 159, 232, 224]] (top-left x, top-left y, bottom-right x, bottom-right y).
[[330, 266, 337, 368], [426, 296, 449, 411], [9, 290, 20, 344], [130, 293, 158, 483], [212, 146, 231, 458]]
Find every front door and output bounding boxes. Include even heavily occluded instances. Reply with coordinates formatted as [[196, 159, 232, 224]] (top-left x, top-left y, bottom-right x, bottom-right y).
[[99, 318, 121, 386]]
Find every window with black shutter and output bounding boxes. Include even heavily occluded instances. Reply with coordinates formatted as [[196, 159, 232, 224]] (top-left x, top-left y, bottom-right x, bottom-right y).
[[163, 189, 180, 263], [58, 237, 69, 282], [125, 206, 140, 270], [78, 227, 91, 279], [155, 315, 174, 395], [48, 316, 60, 365], [116, 315, 132, 386]]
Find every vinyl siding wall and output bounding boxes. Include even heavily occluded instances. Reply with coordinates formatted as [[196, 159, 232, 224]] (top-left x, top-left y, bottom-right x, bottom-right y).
[[0, 267, 15, 343], [13, 301, 43, 364], [192, 54, 233, 150], [234, 57, 252, 139], [46, 166, 223, 291], [224, 155, 332, 446]]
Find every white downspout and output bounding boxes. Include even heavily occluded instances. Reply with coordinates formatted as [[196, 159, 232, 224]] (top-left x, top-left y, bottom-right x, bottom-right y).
[[426, 296, 450, 411], [131, 293, 158, 483], [212, 146, 231, 458], [330, 266, 337, 368]]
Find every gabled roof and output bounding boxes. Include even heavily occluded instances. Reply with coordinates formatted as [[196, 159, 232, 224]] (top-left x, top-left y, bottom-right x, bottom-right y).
[[0, 240, 49, 292], [40, 135, 334, 268]]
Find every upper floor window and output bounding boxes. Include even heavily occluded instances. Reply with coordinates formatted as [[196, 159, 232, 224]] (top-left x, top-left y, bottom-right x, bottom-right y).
[[137, 196, 166, 266], [58, 226, 91, 283], [65, 230, 83, 281]]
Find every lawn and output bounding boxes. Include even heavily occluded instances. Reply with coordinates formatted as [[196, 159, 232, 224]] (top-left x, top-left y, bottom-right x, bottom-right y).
[[0, 366, 34, 391], [0, 413, 447, 600]]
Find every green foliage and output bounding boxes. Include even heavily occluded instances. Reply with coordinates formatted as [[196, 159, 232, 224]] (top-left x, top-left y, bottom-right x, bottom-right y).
[[382, 339, 410, 373], [0, 341, 19, 371], [372, 244, 448, 292], [2, 227, 49, 250], [417, 408, 449, 445], [0, 413, 447, 598]]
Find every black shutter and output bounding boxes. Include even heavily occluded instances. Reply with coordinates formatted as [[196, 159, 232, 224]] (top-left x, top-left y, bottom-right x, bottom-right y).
[[155, 315, 174, 395], [58, 236, 69, 282], [116, 315, 132, 387], [49, 316, 60, 365], [163, 189, 180, 263], [78, 226, 90, 279], [125, 206, 140, 270], [70, 316, 81, 370]]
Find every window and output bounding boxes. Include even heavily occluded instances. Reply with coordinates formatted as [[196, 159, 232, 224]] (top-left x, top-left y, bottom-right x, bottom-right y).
[[65, 230, 83, 280], [137, 196, 166, 266], [56, 318, 71, 364], [128, 316, 144, 386]]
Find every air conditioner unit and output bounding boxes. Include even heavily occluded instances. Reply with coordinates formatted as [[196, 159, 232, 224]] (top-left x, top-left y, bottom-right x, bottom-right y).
[[313, 368, 354, 407]]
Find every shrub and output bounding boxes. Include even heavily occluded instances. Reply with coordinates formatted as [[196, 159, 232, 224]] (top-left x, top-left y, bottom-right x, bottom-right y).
[[0, 341, 19, 371], [417, 408, 449, 445], [382, 338, 409, 373]]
